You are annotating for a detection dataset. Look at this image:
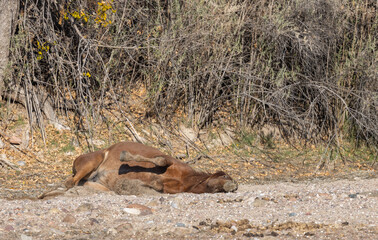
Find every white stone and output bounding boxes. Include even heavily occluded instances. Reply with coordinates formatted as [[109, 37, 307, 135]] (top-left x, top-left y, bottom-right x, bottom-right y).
[[123, 208, 141, 215], [20, 234, 33, 240]]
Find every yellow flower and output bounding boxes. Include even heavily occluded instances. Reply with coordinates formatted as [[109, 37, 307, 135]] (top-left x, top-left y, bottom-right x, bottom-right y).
[[83, 72, 91, 78]]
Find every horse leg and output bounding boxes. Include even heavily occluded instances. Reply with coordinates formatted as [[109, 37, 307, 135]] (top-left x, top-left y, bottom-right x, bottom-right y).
[[65, 150, 109, 189], [83, 181, 111, 191], [142, 174, 164, 192], [65, 166, 98, 189], [119, 151, 172, 167], [116, 172, 164, 192], [38, 188, 67, 199]]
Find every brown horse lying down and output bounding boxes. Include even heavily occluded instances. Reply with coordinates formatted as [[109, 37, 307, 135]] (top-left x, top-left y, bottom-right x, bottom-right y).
[[63, 142, 238, 194]]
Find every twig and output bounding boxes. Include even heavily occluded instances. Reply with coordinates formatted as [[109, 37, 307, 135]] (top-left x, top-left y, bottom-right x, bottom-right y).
[[185, 154, 210, 165], [0, 158, 21, 171], [11, 145, 49, 165]]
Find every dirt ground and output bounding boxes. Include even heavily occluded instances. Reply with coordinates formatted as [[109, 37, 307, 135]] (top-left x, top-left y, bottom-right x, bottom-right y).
[[1, 141, 377, 239], [0, 177, 377, 239], [0, 102, 377, 239]]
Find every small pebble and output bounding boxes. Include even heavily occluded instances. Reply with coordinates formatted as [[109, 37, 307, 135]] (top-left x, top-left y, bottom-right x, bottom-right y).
[[5, 225, 14, 231], [20, 234, 33, 240], [90, 218, 100, 225], [348, 194, 358, 198], [76, 203, 94, 212], [9, 136, 22, 145], [304, 232, 315, 236], [123, 208, 141, 215], [48, 208, 60, 214], [271, 231, 279, 236], [170, 202, 178, 209], [115, 223, 133, 233], [106, 228, 117, 236], [17, 161, 26, 166], [50, 228, 64, 236], [175, 222, 186, 227], [62, 214, 76, 223]]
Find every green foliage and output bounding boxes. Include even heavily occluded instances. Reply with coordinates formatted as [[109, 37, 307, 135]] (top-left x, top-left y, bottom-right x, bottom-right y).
[[61, 142, 76, 153], [259, 132, 275, 150], [239, 131, 257, 148], [10, 116, 26, 130]]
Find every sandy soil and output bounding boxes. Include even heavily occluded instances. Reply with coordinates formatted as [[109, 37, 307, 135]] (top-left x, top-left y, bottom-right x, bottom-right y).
[[0, 177, 377, 239]]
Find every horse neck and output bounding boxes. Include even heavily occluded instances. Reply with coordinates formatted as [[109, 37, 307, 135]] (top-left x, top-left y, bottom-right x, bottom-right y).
[[184, 171, 211, 193]]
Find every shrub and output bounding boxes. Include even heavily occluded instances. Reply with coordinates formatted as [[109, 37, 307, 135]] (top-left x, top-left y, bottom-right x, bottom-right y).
[[5, 0, 377, 149]]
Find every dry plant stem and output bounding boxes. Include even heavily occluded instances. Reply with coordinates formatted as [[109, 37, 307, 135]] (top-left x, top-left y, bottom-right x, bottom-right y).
[[1, 0, 375, 157], [0, 158, 21, 171], [12, 145, 48, 165]]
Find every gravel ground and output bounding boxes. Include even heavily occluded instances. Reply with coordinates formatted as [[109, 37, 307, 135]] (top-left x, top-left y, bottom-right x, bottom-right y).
[[1, 178, 377, 239]]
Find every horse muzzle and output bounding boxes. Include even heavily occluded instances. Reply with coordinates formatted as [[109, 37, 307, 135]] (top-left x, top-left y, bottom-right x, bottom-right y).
[[223, 180, 238, 192]]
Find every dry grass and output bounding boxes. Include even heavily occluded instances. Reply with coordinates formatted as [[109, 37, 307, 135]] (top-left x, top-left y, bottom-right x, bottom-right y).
[[3, 0, 377, 152]]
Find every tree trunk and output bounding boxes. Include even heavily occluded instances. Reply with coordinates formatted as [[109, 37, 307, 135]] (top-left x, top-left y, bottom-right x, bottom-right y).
[[0, 1, 66, 132], [0, 0, 19, 100]]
